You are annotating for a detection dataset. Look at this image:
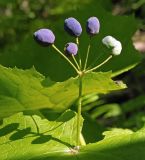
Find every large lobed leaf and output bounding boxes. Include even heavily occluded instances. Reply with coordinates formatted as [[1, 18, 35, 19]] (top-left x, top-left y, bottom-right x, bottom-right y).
[[78, 128, 145, 160], [0, 65, 125, 118], [0, 110, 145, 160]]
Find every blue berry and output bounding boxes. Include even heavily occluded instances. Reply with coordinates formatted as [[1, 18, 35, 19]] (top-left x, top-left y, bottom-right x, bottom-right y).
[[65, 42, 78, 56], [86, 17, 100, 35], [34, 29, 55, 46], [64, 17, 82, 37]]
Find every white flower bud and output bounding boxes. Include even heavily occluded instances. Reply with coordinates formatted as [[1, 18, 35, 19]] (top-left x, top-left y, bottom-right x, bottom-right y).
[[102, 36, 122, 56], [112, 40, 122, 55]]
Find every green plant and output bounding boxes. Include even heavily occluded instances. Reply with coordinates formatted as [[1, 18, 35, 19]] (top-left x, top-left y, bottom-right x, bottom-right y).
[[0, 0, 144, 159], [33, 15, 124, 147]]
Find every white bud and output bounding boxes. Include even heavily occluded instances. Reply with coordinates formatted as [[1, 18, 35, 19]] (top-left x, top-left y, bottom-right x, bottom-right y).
[[112, 40, 122, 55], [102, 36, 122, 56], [102, 36, 116, 48]]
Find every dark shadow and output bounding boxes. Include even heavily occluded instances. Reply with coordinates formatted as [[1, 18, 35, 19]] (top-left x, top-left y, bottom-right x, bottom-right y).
[[9, 127, 31, 140], [40, 109, 61, 121], [32, 134, 72, 148], [51, 137, 72, 148], [40, 109, 75, 122], [0, 120, 3, 126], [32, 135, 52, 144], [56, 110, 75, 122], [82, 113, 105, 143], [0, 123, 19, 137]]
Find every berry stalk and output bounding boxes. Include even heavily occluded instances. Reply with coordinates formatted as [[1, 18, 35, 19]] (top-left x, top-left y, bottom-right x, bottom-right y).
[[52, 44, 79, 74], [76, 38, 82, 69], [72, 55, 80, 70], [85, 55, 113, 73], [84, 37, 91, 70]]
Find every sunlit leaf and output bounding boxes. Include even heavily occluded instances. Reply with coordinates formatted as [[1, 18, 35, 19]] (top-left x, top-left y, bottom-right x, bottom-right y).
[[0, 65, 125, 118]]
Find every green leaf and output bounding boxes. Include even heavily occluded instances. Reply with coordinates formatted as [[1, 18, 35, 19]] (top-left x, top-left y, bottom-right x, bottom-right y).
[[77, 127, 145, 160], [0, 110, 145, 160], [102, 128, 133, 139], [0, 65, 49, 118], [0, 110, 83, 160], [0, 65, 125, 118], [1, 110, 145, 160]]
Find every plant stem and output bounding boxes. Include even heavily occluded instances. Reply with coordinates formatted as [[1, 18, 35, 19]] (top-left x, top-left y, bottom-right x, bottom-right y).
[[85, 55, 113, 73], [52, 44, 79, 74], [77, 73, 83, 146], [76, 37, 79, 45], [76, 38, 82, 69], [84, 41, 91, 70], [72, 55, 80, 70]]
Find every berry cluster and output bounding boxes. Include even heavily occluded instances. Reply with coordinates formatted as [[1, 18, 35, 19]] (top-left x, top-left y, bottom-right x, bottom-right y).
[[34, 17, 122, 75]]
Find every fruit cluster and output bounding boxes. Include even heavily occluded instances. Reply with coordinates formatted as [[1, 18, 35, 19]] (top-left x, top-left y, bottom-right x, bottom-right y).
[[34, 17, 122, 74]]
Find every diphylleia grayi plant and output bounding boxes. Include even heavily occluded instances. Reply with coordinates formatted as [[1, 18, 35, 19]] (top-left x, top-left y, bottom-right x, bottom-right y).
[[33, 16, 122, 150]]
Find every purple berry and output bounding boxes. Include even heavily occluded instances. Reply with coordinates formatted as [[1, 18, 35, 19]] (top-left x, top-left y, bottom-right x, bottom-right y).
[[65, 42, 78, 56], [64, 17, 82, 37], [86, 17, 100, 35], [34, 29, 55, 46]]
